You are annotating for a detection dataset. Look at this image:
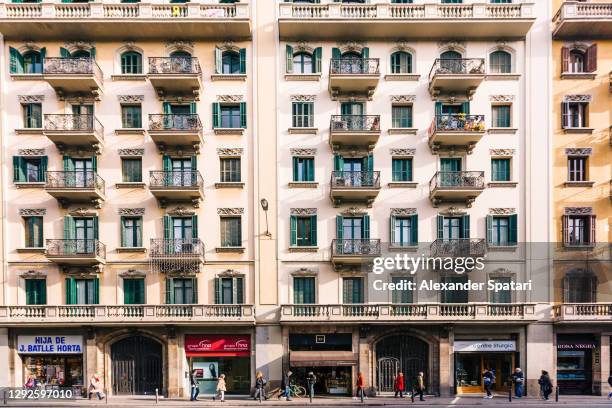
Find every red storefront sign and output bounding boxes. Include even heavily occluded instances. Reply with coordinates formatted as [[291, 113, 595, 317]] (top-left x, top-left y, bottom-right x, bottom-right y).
[[185, 335, 251, 357]]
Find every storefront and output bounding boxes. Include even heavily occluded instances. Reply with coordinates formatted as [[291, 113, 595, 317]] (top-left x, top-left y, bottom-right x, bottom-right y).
[[185, 334, 251, 395], [453, 340, 517, 394], [18, 335, 84, 392], [557, 334, 596, 395], [288, 333, 355, 395]]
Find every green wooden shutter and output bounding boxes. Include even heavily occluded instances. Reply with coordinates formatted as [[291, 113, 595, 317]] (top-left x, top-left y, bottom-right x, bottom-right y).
[[437, 215, 444, 239], [364, 154, 374, 172], [461, 215, 470, 239], [13, 157, 24, 182], [486, 215, 493, 244], [162, 102, 171, 114], [336, 215, 343, 240], [290, 215, 297, 246], [63, 216, 75, 240], [212, 102, 220, 128], [310, 215, 317, 246], [124, 279, 134, 304], [508, 214, 517, 245], [63, 156, 75, 171], [236, 277, 244, 304], [120, 217, 127, 247], [93, 216, 99, 240], [239, 102, 247, 128], [162, 155, 171, 172], [191, 215, 198, 239], [92, 278, 99, 304], [332, 48, 341, 59], [165, 277, 174, 304], [163, 215, 172, 239], [65, 278, 75, 305], [363, 215, 370, 239], [39, 156, 48, 182], [286, 44, 293, 73], [461, 101, 470, 114], [9, 47, 24, 74], [40, 280, 47, 304], [190, 102, 197, 115], [307, 158, 314, 181], [313, 47, 322, 73], [214, 277, 221, 304], [410, 214, 418, 245], [40, 47, 46, 63], [333, 154, 344, 171], [25, 280, 34, 305], [239, 48, 246, 74], [390, 215, 396, 244], [214, 46, 222, 74], [435, 102, 442, 117], [90, 47, 96, 60], [292, 158, 298, 181], [362, 47, 369, 59], [91, 156, 97, 172], [60, 47, 71, 58], [190, 155, 197, 171], [191, 277, 198, 304]]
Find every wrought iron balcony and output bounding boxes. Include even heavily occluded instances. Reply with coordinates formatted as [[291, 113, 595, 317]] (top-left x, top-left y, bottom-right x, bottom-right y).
[[149, 170, 204, 205], [45, 171, 106, 208], [46, 239, 106, 265], [329, 58, 380, 97], [330, 170, 381, 207], [43, 114, 104, 147], [428, 114, 485, 153], [554, 303, 612, 322], [430, 238, 486, 258], [553, 1, 612, 39], [148, 114, 203, 146], [149, 238, 205, 273], [428, 58, 485, 97], [429, 171, 485, 207], [42, 57, 103, 96], [329, 115, 381, 149], [148, 57, 202, 96], [331, 238, 381, 269]]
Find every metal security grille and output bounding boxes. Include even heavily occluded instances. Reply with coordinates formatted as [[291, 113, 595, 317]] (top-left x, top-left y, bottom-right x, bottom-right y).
[[111, 336, 163, 395], [377, 357, 400, 392], [375, 335, 429, 393]]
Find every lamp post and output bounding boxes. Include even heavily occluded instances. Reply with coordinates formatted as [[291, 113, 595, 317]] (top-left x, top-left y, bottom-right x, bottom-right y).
[[260, 198, 271, 237]]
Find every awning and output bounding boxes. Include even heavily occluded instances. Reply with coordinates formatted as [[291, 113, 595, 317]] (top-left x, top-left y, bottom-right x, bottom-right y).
[[289, 351, 357, 367]]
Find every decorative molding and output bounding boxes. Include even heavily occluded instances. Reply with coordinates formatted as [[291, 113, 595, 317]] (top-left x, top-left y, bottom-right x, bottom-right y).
[[69, 208, 97, 217], [390, 95, 415, 103], [18, 95, 44, 104], [564, 148, 592, 156], [290, 148, 317, 157], [20, 270, 47, 279], [64, 41, 95, 52], [118, 148, 144, 156], [217, 208, 244, 216], [440, 206, 467, 216], [118, 208, 145, 216], [563, 94, 592, 103], [290, 208, 317, 216], [337, 41, 367, 54], [435, 95, 469, 104], [391, 208, 417, 216], [293, 40, 315, 54], [291, 267, 318, 275], [18, 149, 45, 156], [489, 208, 516, 215], [64, 95, 97, 104], [489, 149, 515, 156], [117, 95, 144, 104], [118, 269, 147, 278], [19, 208, 46, 216], [217, 40, 241, 53], [217, 268, 246, 277], [167, 206, 195, 216], [216, 148, 243, 156], [393, 40, 416, 55], [389, 148, 416, 157], [165, 40, 194, 54], [290, 94, 316, 102], [341, 207, 367, 216], [437, 40, 466, 54], [564, 207, 593, 216], [489, 95, 515, 103], [216, 95, 244, 103]]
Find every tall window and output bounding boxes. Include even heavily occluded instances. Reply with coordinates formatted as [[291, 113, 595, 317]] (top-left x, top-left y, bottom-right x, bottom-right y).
[[292, 157, 315, 182], [121, 157, 142, 183], [220, 158, 241, 182], [491, 158, 511, 182], [391, 215, 418, 247], [491, 217, 509, 246], [124, 278, 145, 304], [562, 101, 588, 128], [23, 103, 42, 128], [489, 50, 512, 73], [441, 276, 468, 303], [293, 276, 315, 304], [342, 277, 364, 304], [487, 214, 517, 247], [120, 51, 142, 74], [168, 278, 196, 304], [25, 279, 47, 305], [562, 45, 597, 74], [13, 156, 47, 183], [564, 215, 595, 246], [220, 105, 241, 128], [489, 277, 512, 303], [392, 158, 413, 182], [390, 51, 412, 74], [292, 102, 314, 128], [564, 272, 595, 303], [220, 217, 242, 247], [391, 105, 413, 128], [569, 50, 585, 73], [567, 156, 587, 182], [215, 276, 244, 304], [292, 52, 313, 74], [24, 216, 43, 248], [23, 51, 43, 74], [222, 51, 241, 74], [290, 215, 317, 247], [121, 216, 143, 247], [66, 278, 99, 305], [491, 105, 511, 128], [391, 276, 413, 304], [121, 105, 142, 128]]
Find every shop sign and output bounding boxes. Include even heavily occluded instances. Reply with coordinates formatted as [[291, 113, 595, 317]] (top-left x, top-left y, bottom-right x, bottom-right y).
[[185, 335, 250, 356], [17, 336, 83, 354], [454, 340, 516, 352], [557, 343, 596, 350]]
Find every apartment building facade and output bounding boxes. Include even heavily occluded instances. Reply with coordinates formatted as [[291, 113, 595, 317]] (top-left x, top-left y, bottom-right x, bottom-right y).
[[551, 0, 612, 396]]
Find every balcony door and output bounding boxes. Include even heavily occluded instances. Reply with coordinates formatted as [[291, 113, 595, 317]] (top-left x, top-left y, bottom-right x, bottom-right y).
[[75, 218, 95, 254], [171, 158, 192, 186], [73, 158, 94, 188], [440, 158, 461, 187], [440, 50, 463, 73], [339, 216, 370, 255], [71, 104, 94, 131], [172, 217, 193, 253], [341, 102, 364, 116], [438, 215, 470, 241]]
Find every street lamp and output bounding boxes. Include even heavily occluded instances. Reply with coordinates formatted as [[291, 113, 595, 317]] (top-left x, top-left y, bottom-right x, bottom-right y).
[[260, 199, 271, 237]]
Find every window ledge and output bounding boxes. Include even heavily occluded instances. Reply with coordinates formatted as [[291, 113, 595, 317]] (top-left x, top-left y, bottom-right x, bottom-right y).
[[15, 128, 44, 136], [288, 127, 318, 135], [116, 182, 146, 189], [384, 73, 420, 81], [487, 245, 517, 252], [14, 182, 45, 189], [214, 128, 245, 136], [388, 128, 418, 135], [288, 246, 319, 253], [487, 181, 518, 188], [563, 127, 594, 134], [563, 243, 596, 250], [111, 74, 147, 81], [564, 181, 595, 188], [288, 182, 318, 188], [215, 247, 245, 254], [211, 74, 247, 82], [388, 245, 418, 252], [485, 73, 521, 81], [16, 247, 46, 254], [561, 72, 596, 80], [388, 182, 417, 189], [10, 73, 43, 81], [116, 247, 147, 253], [284, 73, 321, 81], [488, 128, 518, 134], [215, 182, 245, 189], [115, 128, 146, 136]]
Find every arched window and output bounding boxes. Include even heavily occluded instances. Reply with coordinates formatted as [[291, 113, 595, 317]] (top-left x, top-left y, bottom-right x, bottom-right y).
[[222, 51, 241, 74], [170, 50, 191, 58], [71, 49, 91, 58], [121, 51, 142, 74], [342, 51, 361, 59], [569, 50, 585, 73], [390, 51, 412, 74], [489, 50, 512, 74], [440, 50, 462, 73], [292, 52, 313, 74], [23, 50, 42, 74]]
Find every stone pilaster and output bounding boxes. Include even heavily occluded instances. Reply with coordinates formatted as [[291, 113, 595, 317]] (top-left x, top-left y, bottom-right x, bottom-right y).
[[167, 334, 180, 398], [439, 333, 451, 397], [599, 335, 610, 396], [526, 323, 554, 397]]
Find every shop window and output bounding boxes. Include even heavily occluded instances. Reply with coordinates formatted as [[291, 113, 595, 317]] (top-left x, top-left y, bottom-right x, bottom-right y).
[[567, 156, 587, 182], [66, 278, 99, 305], [441, 276, 468, 303], [23, 356, 83, 388], [24, 216, 43, 248], [391, 105, 413, 128], [13, 156, 47, 183], [121, 216, 143, 248], [489, 277, 512, 303], [120, 51, 142, 74], [25, 279, 46, 305], [23, 103, 42, 128], [563, 214, 596, 247], [489, 50, 512, 74], [292, 157, 315, 182], [562, 101, 588, 128], [392, 158, 413, 182], [491, 158, 511, 182], [290, 215, 317, 247], [491, 105, 511, 128], [390, 51, 413, 74], [212, 102, 247, 129], [121, 104, 142, 128], [214, 276, 244, 304], [166, 277, 197, 304], [220, 158, 241, 183], [293, 276, 315, 304], [486, 214, 517, 247], [121, 158, 142, 183], [390, 214, 418, 247], [123, 278, 145, 304], [342, 277, 364, 304], [220, 217, 242, 247], [391, 276, 413, 304], [292, 102, 314, 128]]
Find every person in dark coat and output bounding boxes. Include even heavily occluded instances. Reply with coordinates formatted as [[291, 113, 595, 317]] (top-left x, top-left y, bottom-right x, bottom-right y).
[[608, 374, 612, 399], [394, 372, 405, 398], [253, 371, 268, 401], [512, 368, 524, 399], [189, 370, 199, 401], [278, 370, 292, 401], [414, 372, 426, 402], [483, 368, 495, 399], [538, 370, 553, 401]]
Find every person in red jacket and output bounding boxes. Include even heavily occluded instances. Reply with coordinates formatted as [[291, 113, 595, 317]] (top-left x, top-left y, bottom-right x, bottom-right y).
[[394, 372, 405, 398], [356, 372, 365, 403]]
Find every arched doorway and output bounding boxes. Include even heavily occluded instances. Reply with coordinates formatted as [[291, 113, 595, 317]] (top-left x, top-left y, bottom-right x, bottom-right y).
[[111, 335, 163, 395], [375, 335, 429, 393]]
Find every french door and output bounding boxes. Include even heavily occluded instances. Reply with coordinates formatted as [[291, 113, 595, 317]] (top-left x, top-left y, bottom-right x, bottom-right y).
[[171, 158, 192, 186], [75, 218, 95, 253], [73, 159, 93, 188]]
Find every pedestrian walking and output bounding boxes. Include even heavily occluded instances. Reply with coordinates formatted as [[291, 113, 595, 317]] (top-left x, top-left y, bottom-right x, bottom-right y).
[[307, 371, 317, 402], [24, 376, 35, 390], [415, 372, 426, 402], [512, 368, 524, 399], [608, 373, 612, 399], [483, 368, 495, 399], [214, 374, 226, 402], [189, 369, 200, 401], [88, 374, 105, 400], [278, 370, 292, 401], [253, 371, 268, 402], [538, 370, 553, 401], [394, 372, 405, 398], [356, 371, 365, 403]]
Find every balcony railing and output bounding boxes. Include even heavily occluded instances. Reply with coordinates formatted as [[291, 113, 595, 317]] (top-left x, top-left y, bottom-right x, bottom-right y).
[[429, 171, 485, 191], [553, 2, 612, 38], [430, 238, 486, 258], [429, 58, 485, 80], [149, 114, 202, 132], [429, 114, 485, 135], [44, 114, 104, 139], [331, 239, 381, 257], [330, 58, 379, 75], [149, 238, 205, 258], [46, 171, 105, 192], [43, 57, 103, 79], [554, 303, 612, 321], [149, 170, 204, 190], [46, 239, 106, 259], [330, 171, 380, 189], [330, 115, 380, 132], [148, 57, 201, 75]]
